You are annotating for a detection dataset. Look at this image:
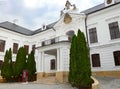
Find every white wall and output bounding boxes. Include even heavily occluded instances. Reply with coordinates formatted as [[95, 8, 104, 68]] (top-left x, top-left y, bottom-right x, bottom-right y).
[[87, 4, 120, 71]]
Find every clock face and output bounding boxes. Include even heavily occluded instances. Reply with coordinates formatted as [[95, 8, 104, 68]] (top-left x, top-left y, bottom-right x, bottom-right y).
[[107, 0, 112, 4]]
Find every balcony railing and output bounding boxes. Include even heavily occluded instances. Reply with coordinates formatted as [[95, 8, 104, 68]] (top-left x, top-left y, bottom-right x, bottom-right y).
[[41, 35, 71, 46]]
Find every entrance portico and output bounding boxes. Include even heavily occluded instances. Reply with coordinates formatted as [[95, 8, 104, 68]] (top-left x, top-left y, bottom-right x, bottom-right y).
[[36, 41, 70, 83]]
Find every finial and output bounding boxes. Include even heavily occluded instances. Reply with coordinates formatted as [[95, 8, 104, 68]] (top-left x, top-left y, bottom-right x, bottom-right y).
[[65, 0, 72, 10]]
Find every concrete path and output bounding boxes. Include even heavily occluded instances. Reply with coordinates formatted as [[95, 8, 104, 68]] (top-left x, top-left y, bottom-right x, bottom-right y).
[[95, 77, 120, 89]]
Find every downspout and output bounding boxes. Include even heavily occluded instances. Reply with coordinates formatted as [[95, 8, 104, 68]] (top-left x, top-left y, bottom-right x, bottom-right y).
[[85, 14, 90, 50]]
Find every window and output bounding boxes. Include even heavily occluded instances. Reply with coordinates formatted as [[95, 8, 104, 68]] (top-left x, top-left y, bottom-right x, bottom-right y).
[[109, 22, 120, 39], [0, 60, 3, 69], [66, 30, 75, 42], [89, 28, 98, 43], [13, 43, 18, 54], [32, 44, 35, 53], [42, 41, 45, 46], [0, 40, 5, 52], [24, 45, 29, 54], [51, 39, 55, 44], [113, 51, 120, 66], [91, 54, 101, 67], [50, 59, 55, 70]]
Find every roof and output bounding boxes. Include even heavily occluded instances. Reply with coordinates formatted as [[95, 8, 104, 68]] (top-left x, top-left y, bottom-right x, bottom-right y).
[[81, 0, 120, 14], [0, 21, 57, 36], [0, 21, 33, 36], [32, 21, 57, 35]]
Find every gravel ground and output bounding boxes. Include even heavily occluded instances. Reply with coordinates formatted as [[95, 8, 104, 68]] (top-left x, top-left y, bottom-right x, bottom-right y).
[[95, 77, 120, 89]]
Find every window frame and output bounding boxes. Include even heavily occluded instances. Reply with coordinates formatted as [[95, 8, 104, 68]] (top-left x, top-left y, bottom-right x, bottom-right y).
[[109, 21, 120, 39], [24, 45, 29, 54], [13, 43, 18, 54], [50, 59, 56, 70], [113, 51, 120, 66], [91, 54, 101, 67], [32, 44, 36, 53], [89, 27, 98, 43], [0, 39, 6, 52]]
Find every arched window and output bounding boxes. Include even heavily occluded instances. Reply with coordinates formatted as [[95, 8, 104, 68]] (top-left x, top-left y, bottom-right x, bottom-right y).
[[91, 54, 101, 67], [66, 30, 75, 41], [50, 59, 55, 70], [113, 51, 120, 66]]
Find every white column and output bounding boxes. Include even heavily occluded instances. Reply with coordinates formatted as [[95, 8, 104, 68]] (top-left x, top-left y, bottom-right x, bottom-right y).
[[57, 48, 63, 71], [41, 52, 44, 72], [60, 48, 63, 71], [37, 51, 41, 72], [36, 51, 44, 72], [57, 48, 60, 71]]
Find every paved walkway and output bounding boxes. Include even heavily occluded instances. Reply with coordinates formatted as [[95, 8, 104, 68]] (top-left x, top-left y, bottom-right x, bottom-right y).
[[0, 77, 120, 89], [95, 77, 120, 89], [0, 83, 74, 89], [33, 76, 60, 84], [0, 77, 74, 89]]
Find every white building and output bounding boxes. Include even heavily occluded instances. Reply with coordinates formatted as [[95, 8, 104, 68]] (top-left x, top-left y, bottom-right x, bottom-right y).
[[0, 0, 120, 82]]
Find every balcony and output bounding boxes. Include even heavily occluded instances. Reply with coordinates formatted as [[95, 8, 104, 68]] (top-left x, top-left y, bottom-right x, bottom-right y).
[[41, 35, 71, 46]]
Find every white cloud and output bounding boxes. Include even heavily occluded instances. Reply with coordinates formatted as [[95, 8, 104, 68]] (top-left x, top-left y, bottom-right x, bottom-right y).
[[33, 10, 60, 30], [23, 0, 66, 10], [0, 0, 104, 30]]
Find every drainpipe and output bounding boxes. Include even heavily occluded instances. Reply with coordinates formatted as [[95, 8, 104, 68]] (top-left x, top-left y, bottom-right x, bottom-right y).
[[84, 14, 90, 50]]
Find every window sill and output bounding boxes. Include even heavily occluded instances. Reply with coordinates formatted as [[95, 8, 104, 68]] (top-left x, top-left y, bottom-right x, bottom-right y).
[[109, 38, 120, 42]]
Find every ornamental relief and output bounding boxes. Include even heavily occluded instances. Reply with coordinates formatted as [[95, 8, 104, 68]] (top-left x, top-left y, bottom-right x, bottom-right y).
[[64, 13, 72, 24]]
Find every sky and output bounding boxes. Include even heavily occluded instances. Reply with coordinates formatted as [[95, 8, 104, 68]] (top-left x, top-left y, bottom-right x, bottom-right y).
[[0, 0, 104, 30]]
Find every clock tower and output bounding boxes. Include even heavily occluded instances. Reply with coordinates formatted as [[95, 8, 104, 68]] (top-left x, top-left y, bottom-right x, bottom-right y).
[[105, 0, 115, 6]]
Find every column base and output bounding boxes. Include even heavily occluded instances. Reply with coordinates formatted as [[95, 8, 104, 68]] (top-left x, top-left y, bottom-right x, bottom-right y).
[[55, 71, 69, 83], [56, 71, 64, 83], [92, 70, 120, 78], [37, 72, 45, 79]]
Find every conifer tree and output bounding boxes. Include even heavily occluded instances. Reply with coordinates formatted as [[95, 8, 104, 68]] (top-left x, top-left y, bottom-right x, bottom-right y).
[[27, 50, 36, 81], [14, 47, 27, 77], [68, 35, 77, 85], [1, 48, 13, 81], [75, 30, 91, 88]]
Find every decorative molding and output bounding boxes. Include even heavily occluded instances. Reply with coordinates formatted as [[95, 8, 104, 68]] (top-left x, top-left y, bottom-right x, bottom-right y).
[[87, 22, 98, 29], [90, 42, 120, 50], [64, 13, 72, 24], [12, 39, 20, 42], [105, 16, 119, 22], [0, 36, 8, 39]]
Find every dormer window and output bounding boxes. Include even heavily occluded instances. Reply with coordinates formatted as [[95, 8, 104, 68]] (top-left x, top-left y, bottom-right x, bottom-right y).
[[105, 0, 115, 6], [42, 24, 46, 30], [107, 0, 112, 4]]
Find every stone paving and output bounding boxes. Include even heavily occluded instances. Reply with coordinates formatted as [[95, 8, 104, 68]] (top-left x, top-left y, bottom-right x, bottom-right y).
[[0, 77, 120, 89], [0, 83, 74, 89], [95, 77, 120, 89]]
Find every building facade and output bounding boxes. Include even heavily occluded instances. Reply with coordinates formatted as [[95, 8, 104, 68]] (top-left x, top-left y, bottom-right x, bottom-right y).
[[0, 0, 120, 82]]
